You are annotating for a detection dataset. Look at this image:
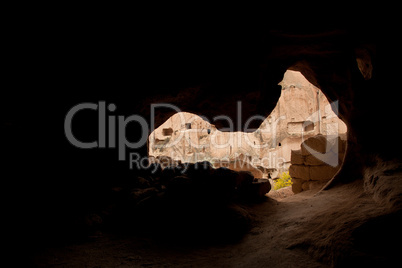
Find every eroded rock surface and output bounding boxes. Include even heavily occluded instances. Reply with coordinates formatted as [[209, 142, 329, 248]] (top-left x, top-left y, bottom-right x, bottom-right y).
[[149, 71, 346, 178], [289, 135, 347, 193]]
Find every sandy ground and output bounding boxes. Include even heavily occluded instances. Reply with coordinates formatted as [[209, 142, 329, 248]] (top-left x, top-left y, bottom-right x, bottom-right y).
[[32, 182, 389, 267]]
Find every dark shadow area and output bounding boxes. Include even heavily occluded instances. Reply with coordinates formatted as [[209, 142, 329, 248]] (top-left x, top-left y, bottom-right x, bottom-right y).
[[80, 161, 269, 244], [6, 16, 402, 267], [347, 211, 402, 266]]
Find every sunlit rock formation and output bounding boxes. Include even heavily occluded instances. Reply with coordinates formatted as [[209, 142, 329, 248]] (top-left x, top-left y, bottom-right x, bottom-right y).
[[149, 70, 347, 178]]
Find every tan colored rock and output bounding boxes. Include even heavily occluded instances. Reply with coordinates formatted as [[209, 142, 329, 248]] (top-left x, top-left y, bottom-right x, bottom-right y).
[[309, 165, 340, 181], [301, 135, 328, 155], [305, 153, 324, 166], [302, 180, 325, 191], [289, 134, 346, 194], [148, 70, 347, 177], [291, 150, 304, 165], [289, 165, 310, 180], [250, 181, 272, 199], [266, 185, 294, 200], [304, 151, 340, 166], [301, 181, 311, 191], [291, 178, 303, 194], [309, 181, 326, 190]]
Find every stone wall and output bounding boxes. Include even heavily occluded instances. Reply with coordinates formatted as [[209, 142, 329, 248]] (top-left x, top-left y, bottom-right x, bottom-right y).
[[289, 134, 347, 193]]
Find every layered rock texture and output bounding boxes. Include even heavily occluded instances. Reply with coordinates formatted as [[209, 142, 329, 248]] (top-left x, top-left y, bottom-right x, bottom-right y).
[[289, 134, 347, 193], [149, 70, 346, 178]]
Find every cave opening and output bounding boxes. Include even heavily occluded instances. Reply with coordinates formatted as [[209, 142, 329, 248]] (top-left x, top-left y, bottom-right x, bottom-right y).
[[32, 25, 402, 267], [148, 70, 347, 194]]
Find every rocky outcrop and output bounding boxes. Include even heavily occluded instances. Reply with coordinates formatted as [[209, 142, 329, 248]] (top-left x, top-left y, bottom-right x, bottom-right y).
[[149, 71, 347, 178], [289, 135, 346, 193], [363, 158, 402, 210]]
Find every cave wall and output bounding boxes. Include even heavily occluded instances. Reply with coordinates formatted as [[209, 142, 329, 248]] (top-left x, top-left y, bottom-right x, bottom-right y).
[[138, 27, 394, 194], [9, 23, 402, 253]]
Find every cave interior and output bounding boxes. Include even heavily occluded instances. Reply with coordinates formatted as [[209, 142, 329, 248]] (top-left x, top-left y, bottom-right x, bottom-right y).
[[6, 21, 402, 267]]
